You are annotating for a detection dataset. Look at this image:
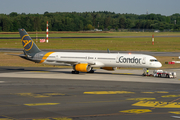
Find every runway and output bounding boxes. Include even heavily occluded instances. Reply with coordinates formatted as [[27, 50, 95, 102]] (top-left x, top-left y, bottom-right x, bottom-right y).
[[1, 66, 180, 120]]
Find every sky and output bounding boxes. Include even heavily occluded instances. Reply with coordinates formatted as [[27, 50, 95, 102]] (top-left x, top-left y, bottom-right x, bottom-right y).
[[0, 0, 179, 16]]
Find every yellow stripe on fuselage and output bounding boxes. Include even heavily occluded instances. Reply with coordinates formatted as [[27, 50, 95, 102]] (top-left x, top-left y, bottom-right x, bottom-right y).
[[39, 52, 54, 63]]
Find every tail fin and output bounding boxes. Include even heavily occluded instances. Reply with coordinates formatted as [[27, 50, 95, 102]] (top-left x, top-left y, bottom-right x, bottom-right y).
[[19, 29, 41, 56]]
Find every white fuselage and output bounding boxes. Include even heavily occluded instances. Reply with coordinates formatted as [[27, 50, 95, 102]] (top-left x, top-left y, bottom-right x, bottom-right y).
[[42, 52, 162, 68]]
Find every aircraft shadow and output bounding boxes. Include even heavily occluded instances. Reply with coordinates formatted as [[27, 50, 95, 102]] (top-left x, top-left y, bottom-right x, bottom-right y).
[[0, 66, 142, 77]]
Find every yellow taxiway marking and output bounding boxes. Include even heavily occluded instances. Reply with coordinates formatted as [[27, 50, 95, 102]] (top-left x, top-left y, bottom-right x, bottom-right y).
[[24, 103, 60, 106], [155, 91, 169, 93], [141, 92, 155, 94], [32, 118, 51, 120], [169, 111, 180, 114], [141, 91, 169, 94], [84, 91, 135, 94], [68, 100, 126, 104], [15, 93, 49, 98], [15, 92, 65, 98], [43, 93, 65, 96], [133, 101, 180, 108], [162, 95, 180, 98], [127, 98, 156, 101], [120, 109, 152, 114]]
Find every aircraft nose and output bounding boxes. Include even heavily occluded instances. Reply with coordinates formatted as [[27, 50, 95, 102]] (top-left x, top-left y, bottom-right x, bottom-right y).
[[158, 62, 162, 68]]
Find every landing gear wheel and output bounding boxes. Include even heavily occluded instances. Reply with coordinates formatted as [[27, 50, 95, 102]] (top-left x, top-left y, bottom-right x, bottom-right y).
[[158, 74, 161, 77], [72, 71, 79, 74], [166, 74, 169, 78], [87, 70, 94, 73], [142, 73, 146, 76]]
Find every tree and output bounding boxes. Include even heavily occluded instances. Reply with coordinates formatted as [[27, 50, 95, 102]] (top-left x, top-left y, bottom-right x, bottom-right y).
[[0, 11, 178, 31], [2, 16, 11, 31], [86, 24, 94, 30], [44, 11, 49, 15], [104, 16, 111, 28], [107, 26, 111, 30], [119, 17, 125, 28], [34, 16, 41, 31], [9, 12, 18, 17], [125, 19, 132, 28]]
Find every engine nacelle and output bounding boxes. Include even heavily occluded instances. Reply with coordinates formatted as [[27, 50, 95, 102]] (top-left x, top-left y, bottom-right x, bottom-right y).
[[101, 67, 117, 71], [74, 63, 91, 72]]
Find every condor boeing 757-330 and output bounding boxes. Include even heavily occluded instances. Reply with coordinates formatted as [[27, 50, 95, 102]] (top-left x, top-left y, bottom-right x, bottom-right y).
[[18, 29, 162, 74]]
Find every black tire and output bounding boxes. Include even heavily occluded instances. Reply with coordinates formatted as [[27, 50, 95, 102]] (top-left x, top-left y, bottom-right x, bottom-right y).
[[166, 74, 169, 78], [72, 71, 79, 74], [75, 71, 79, 74], [87, 70, 94, 73], [158, 74, 161, 77]]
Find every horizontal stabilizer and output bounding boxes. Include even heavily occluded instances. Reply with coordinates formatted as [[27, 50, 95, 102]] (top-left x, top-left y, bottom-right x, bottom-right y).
[[5, 53, 21, 56]]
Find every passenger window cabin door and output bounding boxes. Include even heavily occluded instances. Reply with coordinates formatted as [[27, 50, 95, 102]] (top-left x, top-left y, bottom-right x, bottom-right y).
[[56, 55, 59, 60], [142, 57, 146, 64], [116, 55, 120, 63]]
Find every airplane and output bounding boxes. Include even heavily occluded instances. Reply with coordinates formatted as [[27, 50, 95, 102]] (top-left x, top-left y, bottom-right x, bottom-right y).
[[18, 28, 162, 74]]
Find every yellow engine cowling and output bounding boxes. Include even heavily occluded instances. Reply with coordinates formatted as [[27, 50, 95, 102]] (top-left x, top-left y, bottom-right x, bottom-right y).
[[101, 67, 117, 71], [74, 63, 91, 72]]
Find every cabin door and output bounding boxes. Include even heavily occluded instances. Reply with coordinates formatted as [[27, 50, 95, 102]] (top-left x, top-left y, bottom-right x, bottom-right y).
[[116, 55, 120, 63], [142, 57, 146, 64]]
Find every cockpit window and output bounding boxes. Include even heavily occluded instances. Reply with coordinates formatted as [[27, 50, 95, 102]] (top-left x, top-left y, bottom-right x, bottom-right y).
[[150, 59, 158, 62]]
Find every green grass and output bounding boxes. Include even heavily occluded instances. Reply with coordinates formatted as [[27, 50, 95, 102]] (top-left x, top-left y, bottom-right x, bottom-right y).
[[0, 31, 180, 37], [1, 37, 180, 52], [0, 31, 180, 52]]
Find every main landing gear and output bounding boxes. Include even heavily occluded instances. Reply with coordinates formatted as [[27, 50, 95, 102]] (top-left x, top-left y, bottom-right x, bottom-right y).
[[87, 69, 94, 73], [71, 71, 79, 74], [71, 70, 94, 74], [87, 67, 94, 73], [71, 68, 94, 74]]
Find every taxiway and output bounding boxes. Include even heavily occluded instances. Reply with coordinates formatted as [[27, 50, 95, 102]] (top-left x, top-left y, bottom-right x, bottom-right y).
[[0, 66, 180, 120]]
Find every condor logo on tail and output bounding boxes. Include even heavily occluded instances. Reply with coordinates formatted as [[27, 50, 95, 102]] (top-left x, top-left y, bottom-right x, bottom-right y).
[[21, 35, 33, 51]]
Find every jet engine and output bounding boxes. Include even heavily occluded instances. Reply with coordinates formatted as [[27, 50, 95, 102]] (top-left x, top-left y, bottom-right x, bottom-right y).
[[101, 67, 117, 71], [73, 63, 91, 72]]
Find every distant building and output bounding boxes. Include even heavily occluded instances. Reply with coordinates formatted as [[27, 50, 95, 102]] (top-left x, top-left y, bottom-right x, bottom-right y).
[[94, 29, 102, 31]]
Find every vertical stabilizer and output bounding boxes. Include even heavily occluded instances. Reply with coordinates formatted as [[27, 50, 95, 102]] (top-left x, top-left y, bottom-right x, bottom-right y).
[[19, 29, 41, 55]]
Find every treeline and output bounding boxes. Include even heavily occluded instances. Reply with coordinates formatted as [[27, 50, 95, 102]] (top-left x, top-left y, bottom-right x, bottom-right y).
[[0, 11, 180, 32]]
